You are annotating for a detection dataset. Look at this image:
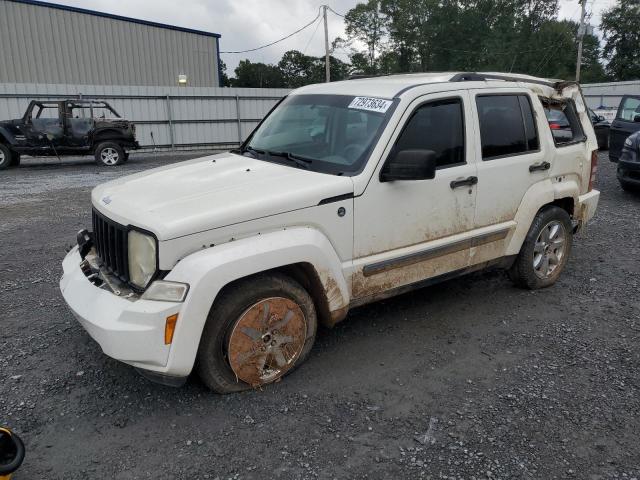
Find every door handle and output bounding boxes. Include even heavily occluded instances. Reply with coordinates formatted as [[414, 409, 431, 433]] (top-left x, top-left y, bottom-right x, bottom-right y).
[[450, 176, 478, 189], [529, 161, 551, 172]]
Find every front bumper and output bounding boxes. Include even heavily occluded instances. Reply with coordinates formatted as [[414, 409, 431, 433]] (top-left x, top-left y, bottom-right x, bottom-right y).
[[60, 247, 185, 380], [617, 159, 640, 187], [576, 189, 600, 228]]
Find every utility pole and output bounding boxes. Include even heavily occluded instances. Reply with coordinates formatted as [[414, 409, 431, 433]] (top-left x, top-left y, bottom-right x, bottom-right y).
[[575, 0, 587, 82], [323, 5, 331, 83]]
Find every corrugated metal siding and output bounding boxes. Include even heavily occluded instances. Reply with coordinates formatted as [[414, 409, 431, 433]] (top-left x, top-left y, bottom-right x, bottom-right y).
[[0, 0, 220, 87], [582, 81, 640, 110], [0, 83, 291, 150]]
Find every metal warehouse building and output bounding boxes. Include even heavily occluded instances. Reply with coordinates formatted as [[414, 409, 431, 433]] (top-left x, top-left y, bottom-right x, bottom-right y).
[[0, 0, 222, 87]]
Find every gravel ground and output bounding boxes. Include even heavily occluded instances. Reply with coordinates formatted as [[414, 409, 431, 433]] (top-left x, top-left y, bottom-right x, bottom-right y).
[[1, 151, 639, 480]]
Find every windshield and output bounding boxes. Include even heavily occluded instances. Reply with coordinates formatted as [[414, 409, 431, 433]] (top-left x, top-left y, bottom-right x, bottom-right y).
[[242, 94, 396, 175]]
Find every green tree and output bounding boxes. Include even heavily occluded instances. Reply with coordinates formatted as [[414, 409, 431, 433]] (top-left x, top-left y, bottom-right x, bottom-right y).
[[379, 0, 419, 72], [343, 0, 387, 73], [230, 60, 286, 88], [278, 50, 316, 88], [218, 59, 230, 87], [278, 50, 351, 87], [342, 0, 606, 81], [601, 0, 640, 81]]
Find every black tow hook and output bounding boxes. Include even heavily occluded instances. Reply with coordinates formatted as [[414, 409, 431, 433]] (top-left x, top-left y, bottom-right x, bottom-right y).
[[77, 229, 94, 259]]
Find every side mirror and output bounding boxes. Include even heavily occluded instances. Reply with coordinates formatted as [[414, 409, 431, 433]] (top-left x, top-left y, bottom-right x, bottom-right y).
[[598, 115, 606, 122], [381, 149, 437, 182], [633, 114, 640, 123]]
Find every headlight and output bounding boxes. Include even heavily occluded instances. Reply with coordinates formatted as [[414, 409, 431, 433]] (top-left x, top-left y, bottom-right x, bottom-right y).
[[141, 281, 189, 302], [128, 230, 157, 289]]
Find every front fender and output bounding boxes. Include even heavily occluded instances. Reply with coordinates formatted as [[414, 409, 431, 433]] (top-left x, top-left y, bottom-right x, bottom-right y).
[[0, 127, 16, 145], [162, 227, 349, 376]]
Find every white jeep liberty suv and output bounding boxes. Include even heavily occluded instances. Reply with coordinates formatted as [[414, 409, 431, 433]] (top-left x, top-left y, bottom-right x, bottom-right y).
[[60, 72, 600, 393]]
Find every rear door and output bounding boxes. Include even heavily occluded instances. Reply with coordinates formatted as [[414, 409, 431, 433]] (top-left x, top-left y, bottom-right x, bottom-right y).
[[610, 95, 640, 161], [470, 90, 547, 265], [471, 91, 546, 225], [64, 102, 95, 147]]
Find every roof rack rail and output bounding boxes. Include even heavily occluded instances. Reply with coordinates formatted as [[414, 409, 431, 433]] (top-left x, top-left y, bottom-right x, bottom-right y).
[[450, 72, 554, 87], [348, 73, 394, 80]]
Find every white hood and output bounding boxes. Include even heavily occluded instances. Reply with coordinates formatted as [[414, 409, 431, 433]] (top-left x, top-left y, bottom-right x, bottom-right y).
[[91, 153, 354, 240]]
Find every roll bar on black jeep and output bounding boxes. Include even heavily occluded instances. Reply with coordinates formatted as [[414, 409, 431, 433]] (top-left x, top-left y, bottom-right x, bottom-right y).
[[22, 100, 122, 123]]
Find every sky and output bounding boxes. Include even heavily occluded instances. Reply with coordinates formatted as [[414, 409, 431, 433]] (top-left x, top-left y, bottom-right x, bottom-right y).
[[49, 0, 616, 74]]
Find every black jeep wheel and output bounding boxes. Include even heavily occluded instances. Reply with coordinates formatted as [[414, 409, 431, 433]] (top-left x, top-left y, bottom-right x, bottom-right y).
[[0, 144, 11, 170], [9, 151, 21, 167], [95, 142, 125, 166], [620, 179, 639, 192]]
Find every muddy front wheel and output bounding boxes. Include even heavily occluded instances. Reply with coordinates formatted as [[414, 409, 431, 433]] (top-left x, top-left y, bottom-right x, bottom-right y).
[[197, 273, 317, 394]]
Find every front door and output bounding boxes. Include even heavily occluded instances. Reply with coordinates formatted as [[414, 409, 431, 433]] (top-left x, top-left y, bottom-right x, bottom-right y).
[[352, 92, 478, 299], [610, 95, 640, 161], [21, 102, 65, 151]]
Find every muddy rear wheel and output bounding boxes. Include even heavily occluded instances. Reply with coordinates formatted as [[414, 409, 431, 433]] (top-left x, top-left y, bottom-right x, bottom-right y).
[[197, 273, 317, 394], [508, 206, 573, 289]]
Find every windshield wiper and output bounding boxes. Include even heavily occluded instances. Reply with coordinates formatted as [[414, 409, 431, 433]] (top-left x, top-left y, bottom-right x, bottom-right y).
[[267, 151, 313, 170], [236, 145, 265, 158]]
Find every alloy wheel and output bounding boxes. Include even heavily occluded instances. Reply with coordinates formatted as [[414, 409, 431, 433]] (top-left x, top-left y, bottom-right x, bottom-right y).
[[227, 297, 307, 387], [100, 147, 119, 165], [533, 220, 566, 279]]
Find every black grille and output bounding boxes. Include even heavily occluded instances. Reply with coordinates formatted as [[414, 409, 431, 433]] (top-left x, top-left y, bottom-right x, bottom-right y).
[[92, 209, 129, 282]]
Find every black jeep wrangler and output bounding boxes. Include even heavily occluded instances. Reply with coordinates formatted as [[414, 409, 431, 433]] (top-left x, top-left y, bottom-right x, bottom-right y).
[[0, 100, 139, 170]]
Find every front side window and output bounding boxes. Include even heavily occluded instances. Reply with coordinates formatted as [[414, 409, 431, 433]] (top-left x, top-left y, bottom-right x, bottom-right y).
[[393, 98, 465, 168], [244, 94, 395, 175], [27, 103, 60, 121], [477, 94, 539, 160], [617, 96, 640, 123], [542, 99, 585, 146]]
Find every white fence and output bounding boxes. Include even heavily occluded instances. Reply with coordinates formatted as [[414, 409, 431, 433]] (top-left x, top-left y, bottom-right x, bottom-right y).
[[582, 80, 640, 112], [0, 83, 291, 151]]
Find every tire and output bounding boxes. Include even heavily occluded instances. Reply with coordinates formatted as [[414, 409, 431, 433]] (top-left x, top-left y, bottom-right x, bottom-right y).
[[508, 206, 573, 290], [0, 144, 11, 170], [95, 141, 125, 166], [620, 179, 639, 192], [197, 272, 318, 394], [9, 152, 21, 167]]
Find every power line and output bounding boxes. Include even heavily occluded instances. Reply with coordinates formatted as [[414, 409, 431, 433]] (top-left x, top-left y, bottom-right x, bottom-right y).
[[534, 1, 584, 72], [326, 6, 346, 18], [302, 16, 323, 55], [220, 8, 321, 54]]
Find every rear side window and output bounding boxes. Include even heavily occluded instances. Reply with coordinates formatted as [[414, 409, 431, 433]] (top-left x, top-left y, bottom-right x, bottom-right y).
[[394, 98, 465, 168], [542, 99, 585, 146], [476, 95, 539, 160], [617, 96, 640, 122]]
